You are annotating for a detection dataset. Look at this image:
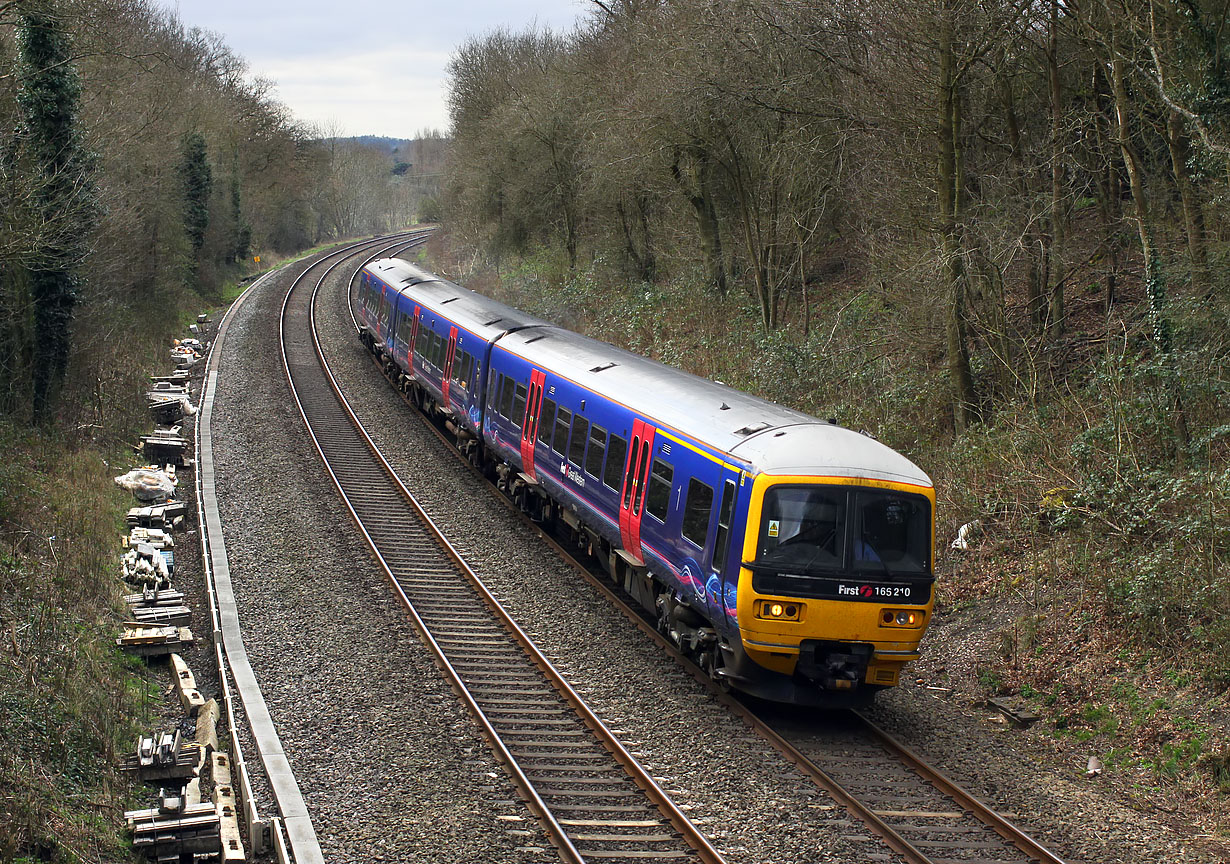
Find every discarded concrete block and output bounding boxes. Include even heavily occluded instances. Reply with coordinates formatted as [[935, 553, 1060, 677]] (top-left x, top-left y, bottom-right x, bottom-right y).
[[194, 699, 219, 752], [217, 800, 245, 862], [170, 654, 205, 716]]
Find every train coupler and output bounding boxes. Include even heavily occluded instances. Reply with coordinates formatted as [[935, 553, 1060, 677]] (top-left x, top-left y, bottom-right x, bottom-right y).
[[796, 640, 873, 691]]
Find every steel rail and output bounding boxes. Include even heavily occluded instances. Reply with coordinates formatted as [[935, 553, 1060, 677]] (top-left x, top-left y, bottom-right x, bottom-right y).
[[283, 237, 726, 864]]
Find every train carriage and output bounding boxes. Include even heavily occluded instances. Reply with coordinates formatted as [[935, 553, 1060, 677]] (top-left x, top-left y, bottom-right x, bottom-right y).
[[358, 259, 547, 450], [359, 257, 936, 706]]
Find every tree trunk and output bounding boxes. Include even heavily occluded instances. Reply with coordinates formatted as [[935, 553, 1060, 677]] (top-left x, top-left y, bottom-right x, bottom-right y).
[[1046, 0, 1066, 337], [939, 1, 979, 430], [1109, 40, 1189, 454], [671, 145, 727, 296], [1165, 110, 1210, 297]]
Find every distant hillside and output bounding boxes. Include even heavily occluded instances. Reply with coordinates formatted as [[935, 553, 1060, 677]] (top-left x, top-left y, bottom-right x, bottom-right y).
[[334, 135, 449, 177]]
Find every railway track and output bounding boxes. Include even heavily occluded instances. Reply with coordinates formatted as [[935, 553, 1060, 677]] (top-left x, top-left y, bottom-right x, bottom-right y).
[[280, 238, 725, 864], [337, 259, 1072, 864]]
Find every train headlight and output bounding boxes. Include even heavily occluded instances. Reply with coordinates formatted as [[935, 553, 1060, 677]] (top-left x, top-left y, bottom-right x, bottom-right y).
[[881, 609, 924, 628], [757, 600, 802, 621]]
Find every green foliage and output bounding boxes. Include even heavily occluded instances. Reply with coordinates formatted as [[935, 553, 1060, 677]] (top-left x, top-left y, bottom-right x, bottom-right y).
[[14, 3, 99, 425], [179, 131, 213, 261], [417, 195, 442, 224]]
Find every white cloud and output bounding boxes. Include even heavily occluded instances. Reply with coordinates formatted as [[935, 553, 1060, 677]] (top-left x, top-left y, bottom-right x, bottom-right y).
[[263, 49, 454, 138]]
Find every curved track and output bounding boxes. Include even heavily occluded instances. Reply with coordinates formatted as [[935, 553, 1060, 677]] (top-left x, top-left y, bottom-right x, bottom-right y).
[[197, 233, 427, 864], [279, 239, 726, 864], [342, 259, 1071, 864]]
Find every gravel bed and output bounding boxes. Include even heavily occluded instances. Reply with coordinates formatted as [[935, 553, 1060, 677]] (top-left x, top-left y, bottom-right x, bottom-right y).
[[207, 251, 549, 863], [203, 246, 1226, 864]]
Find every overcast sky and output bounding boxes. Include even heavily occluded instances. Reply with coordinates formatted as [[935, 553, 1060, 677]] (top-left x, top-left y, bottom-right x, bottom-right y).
[[154, 1, 590, 138]]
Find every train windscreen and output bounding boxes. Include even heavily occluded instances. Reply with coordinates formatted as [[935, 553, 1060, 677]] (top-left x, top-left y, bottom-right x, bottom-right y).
[[756, 485, 930, 577]]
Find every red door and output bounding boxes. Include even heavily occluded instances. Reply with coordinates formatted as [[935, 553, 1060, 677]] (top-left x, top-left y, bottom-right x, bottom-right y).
[[441, 326, 458, 405], [618, 418, 656, 565], [520, 369, 546, 479], [407, 305, 420, 370]]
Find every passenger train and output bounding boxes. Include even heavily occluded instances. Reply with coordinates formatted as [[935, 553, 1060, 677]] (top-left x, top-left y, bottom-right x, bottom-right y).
[[357, 257, 935, 706]]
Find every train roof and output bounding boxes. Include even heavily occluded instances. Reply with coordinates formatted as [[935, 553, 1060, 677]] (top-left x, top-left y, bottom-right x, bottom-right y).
[[368, 258, 549, 342], [372, 258, 930, 489], [495, 326, 932, 489]]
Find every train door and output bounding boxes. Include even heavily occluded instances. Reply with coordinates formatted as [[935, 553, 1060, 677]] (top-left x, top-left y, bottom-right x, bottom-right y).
[[705, 471, 741, 625], [619, 418, 656, 565], [407, 305, 420, 371], [519, 369, 546, 479], [441, 326, 458, 405]]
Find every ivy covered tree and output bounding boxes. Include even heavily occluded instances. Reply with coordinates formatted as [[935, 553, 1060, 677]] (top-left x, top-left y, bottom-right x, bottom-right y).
[[15, 0, 99, 423], [178, 130, 213, 276]]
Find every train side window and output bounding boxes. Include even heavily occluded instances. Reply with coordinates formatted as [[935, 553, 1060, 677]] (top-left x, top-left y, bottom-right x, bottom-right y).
[[553, 407, 572, 455], [712, 479, 738, 571], [682, 478, 714, 549], [632, 445, 651, 516], [538, 398, 557, 445], [492, 374, 504, 414], [585, 425, 607, 479], [415, 325, 428, 357], [569, 416, 589, 465], [605, 434, 626, 491], [433, 332, 448, 368], [500, 376, 515, 418], [511, 383, 527, 428], [647, 458, 674, 523]]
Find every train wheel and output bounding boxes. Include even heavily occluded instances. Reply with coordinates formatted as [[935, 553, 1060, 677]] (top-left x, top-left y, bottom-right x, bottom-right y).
[[706, 644, 731, 692]]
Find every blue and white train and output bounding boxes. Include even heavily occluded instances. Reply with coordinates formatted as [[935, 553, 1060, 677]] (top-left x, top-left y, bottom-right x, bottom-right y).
[[357, 257, 935, 706]]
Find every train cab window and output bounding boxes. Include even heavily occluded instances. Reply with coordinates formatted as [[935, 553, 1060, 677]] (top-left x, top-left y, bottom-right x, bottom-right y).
[[568, 416, 589, 465], [500, 376, 515, 418], [511, 383, 527, 428], [585, 426, 607, 479], [757, 486, 845, 570], [553, 407, 572, 455], [682, 479, 714, 549], [538, 398, 557, 445], [647, 458, 673, 522], [712, 480, 737, 571], [852, 491, 930, 574], [604, 434, 627, 491]]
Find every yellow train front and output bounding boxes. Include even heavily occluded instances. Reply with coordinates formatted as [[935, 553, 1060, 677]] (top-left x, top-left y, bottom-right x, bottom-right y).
[[717, 424, 935, 705]]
